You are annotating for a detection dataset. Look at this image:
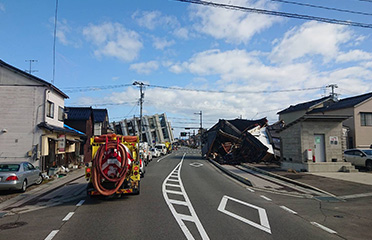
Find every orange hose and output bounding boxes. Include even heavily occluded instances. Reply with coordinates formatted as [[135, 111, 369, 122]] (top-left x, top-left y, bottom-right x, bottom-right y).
[[92, 141, 129, 196]]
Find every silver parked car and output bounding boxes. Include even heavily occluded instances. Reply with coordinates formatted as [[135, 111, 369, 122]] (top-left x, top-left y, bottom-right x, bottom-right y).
[[0, 162, 43, 192], [344, 149, 372, 171]]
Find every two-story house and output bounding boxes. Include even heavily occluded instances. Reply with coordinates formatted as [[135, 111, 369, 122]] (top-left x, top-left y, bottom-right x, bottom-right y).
[[277, 92, 372, 172], [64, 107, 109, 163], [0, 59, 84, 173]]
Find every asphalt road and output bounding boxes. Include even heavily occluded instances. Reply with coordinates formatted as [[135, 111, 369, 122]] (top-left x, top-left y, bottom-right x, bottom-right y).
[[0, 147, 356, 239]]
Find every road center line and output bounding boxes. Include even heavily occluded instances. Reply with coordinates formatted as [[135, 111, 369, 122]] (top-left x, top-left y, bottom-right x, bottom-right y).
[[76, 200, 85, 207], [311, 222, 337, 234], [44, 230, 59, 240], [280, 206, 297, 214], [260, 195, 272, 201], [62, 212, 75, 221]]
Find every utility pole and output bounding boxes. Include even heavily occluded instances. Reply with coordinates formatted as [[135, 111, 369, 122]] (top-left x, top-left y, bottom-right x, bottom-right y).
[[133, 81, 145, 142], [194, 111, 203, 151], [25, 59, 38, 74], [327, 84, 338, 100]]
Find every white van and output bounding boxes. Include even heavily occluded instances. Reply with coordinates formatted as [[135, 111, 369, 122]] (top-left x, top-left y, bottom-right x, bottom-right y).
[[155, 144, 167, 155]]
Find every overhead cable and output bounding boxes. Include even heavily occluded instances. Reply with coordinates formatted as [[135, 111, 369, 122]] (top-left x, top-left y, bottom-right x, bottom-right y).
[[174, 0, 372, 29], [270, 0, 372, 16]]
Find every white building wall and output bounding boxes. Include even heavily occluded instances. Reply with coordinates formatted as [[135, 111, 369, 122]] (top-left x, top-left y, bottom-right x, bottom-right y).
[[0, 85, 45, 162], [45, 89, 65, 128]]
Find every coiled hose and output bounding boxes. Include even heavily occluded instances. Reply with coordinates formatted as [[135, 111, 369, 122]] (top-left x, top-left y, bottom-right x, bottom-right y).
[[92, 141, 129, 196]]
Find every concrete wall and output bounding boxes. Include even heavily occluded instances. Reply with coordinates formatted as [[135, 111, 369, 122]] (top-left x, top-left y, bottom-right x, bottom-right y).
[[301, 121, 344, 163], [280, 119, 345, 172], [280, 123, 302, 163], [279, 110, 307, 125]]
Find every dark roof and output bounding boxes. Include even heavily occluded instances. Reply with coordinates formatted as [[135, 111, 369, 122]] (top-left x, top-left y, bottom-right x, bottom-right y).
[[277, 96, 331, 114], [92, 109, 108, 123], [37, 122, 85, 136], [65, 107, 92, 120], [0, 59, 69, 99], [279, 115, 351, 132], [310, 92, 372, 113]]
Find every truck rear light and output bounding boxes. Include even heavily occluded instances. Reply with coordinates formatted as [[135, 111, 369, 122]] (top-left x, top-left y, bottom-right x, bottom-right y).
[[6, 176, 19, 181]]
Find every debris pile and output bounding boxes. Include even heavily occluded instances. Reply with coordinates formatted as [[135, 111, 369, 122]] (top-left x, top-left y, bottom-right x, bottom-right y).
[[202, 118, 277, 165]]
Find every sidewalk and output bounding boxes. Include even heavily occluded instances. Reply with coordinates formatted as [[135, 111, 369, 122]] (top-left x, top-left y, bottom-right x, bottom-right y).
[[0, 167, 85, 216], [211, 160, 372, 198]]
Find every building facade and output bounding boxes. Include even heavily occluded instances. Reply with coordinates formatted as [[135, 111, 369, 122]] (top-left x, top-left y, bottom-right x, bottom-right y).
[[111, 113, 174, 145], [0, 59, 84, 172]]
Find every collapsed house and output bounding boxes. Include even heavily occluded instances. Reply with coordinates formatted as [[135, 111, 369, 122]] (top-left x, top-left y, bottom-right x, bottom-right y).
[[202, 118, 276, 165]]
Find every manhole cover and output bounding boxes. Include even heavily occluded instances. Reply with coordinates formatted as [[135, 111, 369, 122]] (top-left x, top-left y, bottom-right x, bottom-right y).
[[0, 221, 27, 230]]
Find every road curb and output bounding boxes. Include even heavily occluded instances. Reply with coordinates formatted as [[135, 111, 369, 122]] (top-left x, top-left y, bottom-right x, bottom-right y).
[[239, 163, 337, 197], [208, 159, 253, 187]]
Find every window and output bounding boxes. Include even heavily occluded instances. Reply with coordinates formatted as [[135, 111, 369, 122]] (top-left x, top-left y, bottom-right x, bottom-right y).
[[46, 101, 54, 118], [58, 106, 64, 121], [361, 113, 372, 126]]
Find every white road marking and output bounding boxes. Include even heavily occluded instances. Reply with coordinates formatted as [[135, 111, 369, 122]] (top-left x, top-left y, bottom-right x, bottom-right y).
[[44, 230, 59, 240], [280, 206, 297, 214], [218, 195, 271, 234], [260, 195, 272, 201], [246, 187, 255, 192], [76, 200, 85, 207], [162, 153, 210, 240], [311, 222, 337, 234], [189, 162, 203, 167], [62, 212, 75, 221]]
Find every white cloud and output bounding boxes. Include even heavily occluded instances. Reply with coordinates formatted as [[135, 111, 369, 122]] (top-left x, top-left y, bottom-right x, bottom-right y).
[[336, 50, 372, 63], [270, 21, 352, 64], [130, 61, 159, 74], [153, 37, 175, 50], [190, 0, 282, 44], [132, 10, 179, 30], [173, 27, 190, 39], [0, 3, 5, 12], [83, 22, 143, 62]]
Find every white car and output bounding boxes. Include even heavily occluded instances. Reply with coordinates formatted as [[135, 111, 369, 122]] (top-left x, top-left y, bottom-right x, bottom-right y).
[[150, 148, 161, 158], [344, 149, 372, 171], [155, 144, 167, 155]]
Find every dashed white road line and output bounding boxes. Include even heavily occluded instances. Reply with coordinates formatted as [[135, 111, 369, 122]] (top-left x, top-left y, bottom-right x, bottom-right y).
[[280, 206, 297, 214], [62, 212, 75, 221], [162, 153, 210, 240], [44, 199, 84, 240], [260, 195, 272, 201], [44, 230, 59, 240], [311, 222, 337, 234], [76, 200, 85, 207], [246, 187, 255, 192]]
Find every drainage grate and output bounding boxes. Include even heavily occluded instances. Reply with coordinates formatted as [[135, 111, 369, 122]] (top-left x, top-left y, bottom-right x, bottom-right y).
[[0, 221, 27, 230]]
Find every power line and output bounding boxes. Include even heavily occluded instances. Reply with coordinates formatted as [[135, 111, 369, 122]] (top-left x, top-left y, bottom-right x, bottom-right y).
[[148, 84, 326, 94], [62, 83, 326, 94], [270, 0, 372, 16], [62, 83, 132, 92], [174, 0, 372, 29]]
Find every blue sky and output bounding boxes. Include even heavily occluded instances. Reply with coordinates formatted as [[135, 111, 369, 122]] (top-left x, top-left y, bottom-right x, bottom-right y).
[[1, 0, 372, 136]]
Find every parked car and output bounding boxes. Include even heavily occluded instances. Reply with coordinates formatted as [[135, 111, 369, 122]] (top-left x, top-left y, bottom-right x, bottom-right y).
[[139, 156, 145, 177], [155, 144, 167, 155], [150, 148, 161, 158], [344, 149, 372, 171], [0, 162, 43, 192]]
